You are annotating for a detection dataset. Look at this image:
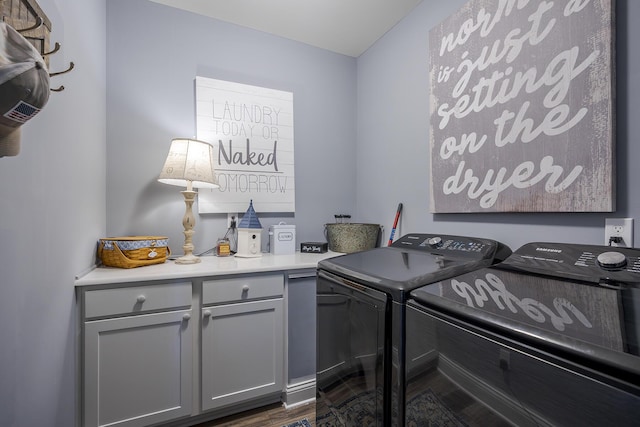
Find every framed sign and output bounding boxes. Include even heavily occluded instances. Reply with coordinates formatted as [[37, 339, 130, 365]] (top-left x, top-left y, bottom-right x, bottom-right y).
[[429, 0, 615, 212], [196, 77, 295, 213]]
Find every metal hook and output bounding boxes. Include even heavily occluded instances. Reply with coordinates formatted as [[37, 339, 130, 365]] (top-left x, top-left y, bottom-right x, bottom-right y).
[[49, 62, 74, 77], [43, 42, 61, 56], [50, 85, 65, 92], [16, 16, 43, 33]]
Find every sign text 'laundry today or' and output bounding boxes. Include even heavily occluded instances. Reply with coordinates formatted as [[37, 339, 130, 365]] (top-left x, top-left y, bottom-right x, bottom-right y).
[[196, 77, 295, 213]]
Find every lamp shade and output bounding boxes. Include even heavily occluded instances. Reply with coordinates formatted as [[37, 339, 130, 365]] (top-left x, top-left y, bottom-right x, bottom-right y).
[[158, 138, 219, 189]]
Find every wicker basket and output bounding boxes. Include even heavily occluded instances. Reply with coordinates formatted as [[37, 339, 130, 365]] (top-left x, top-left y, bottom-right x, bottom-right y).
[[98, 236, 170, 268]]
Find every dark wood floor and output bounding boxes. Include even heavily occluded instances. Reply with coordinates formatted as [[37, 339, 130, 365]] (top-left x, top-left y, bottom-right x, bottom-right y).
[[192, 402, 315, 427]]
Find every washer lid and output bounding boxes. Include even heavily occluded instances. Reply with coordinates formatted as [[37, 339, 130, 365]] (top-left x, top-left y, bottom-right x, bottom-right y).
[[318, 233, 508, 302], [409, 242, 640, 378]]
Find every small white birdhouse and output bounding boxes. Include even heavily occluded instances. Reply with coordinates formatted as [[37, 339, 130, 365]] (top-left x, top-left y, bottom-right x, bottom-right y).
[[235, 200, 263, 258]]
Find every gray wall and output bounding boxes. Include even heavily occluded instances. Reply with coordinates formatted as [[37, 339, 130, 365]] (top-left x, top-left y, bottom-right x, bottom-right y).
[[357, 0, 640, 251], [106, 0, 358, 255], [108, 0, 640, 257], [0, 1, 106, 426]]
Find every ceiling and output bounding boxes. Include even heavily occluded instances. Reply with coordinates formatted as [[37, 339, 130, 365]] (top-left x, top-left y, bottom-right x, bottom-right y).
[[148, 0, 423, 57]]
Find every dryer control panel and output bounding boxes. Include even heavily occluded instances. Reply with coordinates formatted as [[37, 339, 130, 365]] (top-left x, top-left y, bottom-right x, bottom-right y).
[[500, 242, 640, 284]]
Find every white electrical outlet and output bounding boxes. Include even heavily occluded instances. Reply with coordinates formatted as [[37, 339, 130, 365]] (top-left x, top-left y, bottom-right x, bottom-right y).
[[227, 213, 239, 229], [604, 218, 634, 247]]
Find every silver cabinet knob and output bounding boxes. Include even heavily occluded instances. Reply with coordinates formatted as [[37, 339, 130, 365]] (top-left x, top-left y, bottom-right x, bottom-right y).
[[203, 310, 212, 318], [182, 313, 191, 321], [136, 295, 146, 303], [242, 285, 250, 292]]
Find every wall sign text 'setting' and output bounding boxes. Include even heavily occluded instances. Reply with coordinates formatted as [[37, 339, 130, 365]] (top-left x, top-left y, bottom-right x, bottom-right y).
[[429, 0, 615, 213], [196, 77, 295, 213]]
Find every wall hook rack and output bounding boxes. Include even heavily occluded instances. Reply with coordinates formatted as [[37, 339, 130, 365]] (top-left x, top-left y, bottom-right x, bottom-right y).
[[2, 0, 76, 92]]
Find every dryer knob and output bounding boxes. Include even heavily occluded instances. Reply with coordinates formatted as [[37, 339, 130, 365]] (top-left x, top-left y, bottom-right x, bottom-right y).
[[427, 237, 443, 248], [597, 251, 627, 269]]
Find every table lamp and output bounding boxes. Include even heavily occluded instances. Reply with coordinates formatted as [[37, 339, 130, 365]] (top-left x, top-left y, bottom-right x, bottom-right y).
[[158, 138, 219, 264]]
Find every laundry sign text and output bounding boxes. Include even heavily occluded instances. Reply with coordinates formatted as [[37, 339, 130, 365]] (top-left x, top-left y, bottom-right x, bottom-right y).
[[196, 77, 295, 213], [429, 0, 614, 212]]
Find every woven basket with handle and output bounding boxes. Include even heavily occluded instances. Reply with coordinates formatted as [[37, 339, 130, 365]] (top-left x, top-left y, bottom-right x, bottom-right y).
[[98, 236, 170, 268]]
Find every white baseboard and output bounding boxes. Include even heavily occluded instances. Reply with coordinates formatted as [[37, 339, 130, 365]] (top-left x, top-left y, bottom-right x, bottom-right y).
[[283, 378, 316, 409]]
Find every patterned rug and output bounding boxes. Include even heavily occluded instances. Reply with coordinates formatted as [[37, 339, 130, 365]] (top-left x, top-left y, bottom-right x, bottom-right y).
[[316, 390, 378, 426], [405, 388, 469, 427], [316, 388, 468, 427], [283, 419, 312, 427]]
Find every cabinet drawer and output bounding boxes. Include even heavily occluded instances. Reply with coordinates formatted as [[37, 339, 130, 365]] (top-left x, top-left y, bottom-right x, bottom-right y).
[[203, 274, 283, 305], [84, 282, 192, 319]]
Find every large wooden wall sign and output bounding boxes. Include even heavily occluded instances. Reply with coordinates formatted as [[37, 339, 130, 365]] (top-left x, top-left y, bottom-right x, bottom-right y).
[[196, 77, 295, 213], [429, 0, 615, 213]]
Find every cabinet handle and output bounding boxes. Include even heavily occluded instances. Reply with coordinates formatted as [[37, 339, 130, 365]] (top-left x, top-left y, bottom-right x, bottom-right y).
[[203, 310, 212, 318], [242, 285, 250, 292], [182, 313, 191, 321], [136, 295, 146, 303]]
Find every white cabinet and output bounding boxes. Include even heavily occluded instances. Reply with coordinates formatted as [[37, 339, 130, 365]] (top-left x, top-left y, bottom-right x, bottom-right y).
[[76, 253, 338, 427], [201, 274, 284, 412], [81, 282, 193, 427]]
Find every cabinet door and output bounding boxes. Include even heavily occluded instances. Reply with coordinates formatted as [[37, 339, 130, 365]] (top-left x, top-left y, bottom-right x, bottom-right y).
[[83, 310, 193, 427], [201, 298, 284, 411]]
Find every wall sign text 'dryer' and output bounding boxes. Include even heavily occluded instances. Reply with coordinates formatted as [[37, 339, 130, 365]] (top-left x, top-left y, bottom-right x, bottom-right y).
[[196, 77, 295, 213], [429, 0, 615, 212]]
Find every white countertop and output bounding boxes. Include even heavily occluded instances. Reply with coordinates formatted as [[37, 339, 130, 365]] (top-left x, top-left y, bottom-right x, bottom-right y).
[[75, 251, 343, 287]]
